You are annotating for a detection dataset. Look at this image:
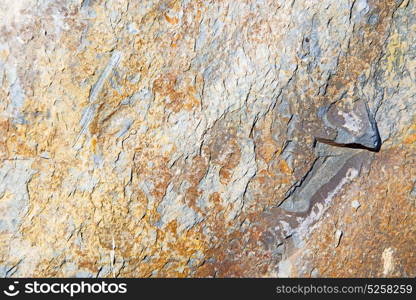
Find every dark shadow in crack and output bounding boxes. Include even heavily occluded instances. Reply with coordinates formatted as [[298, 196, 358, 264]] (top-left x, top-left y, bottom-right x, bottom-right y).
[[315, 137, 381, 152]]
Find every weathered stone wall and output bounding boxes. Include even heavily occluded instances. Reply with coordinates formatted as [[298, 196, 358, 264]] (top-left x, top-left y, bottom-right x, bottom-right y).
[[0, 0, 414, 277]]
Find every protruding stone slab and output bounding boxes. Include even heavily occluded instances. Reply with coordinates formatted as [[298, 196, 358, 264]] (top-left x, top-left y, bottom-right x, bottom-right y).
[[316, 99, 381, 151]]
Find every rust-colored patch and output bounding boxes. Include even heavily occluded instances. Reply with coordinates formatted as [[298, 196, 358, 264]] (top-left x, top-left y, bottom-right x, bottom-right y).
[[153, 74, 200, 113], [404, 134, 416, 144], [90, 136, 97, 153], [219, 141, 241, 185], [278, 159, 292, 175], [164, 14, 179, 25]]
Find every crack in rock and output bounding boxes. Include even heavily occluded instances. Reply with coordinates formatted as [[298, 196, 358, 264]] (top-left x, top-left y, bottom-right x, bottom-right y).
[[315, 99, 381, 151]]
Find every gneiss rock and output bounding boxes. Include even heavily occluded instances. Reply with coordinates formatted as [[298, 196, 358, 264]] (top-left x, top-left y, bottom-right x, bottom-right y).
[[0, 0, 414, 278]]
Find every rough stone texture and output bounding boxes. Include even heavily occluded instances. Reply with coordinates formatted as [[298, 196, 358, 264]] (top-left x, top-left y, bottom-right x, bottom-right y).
[[0, 0, 414, 277]]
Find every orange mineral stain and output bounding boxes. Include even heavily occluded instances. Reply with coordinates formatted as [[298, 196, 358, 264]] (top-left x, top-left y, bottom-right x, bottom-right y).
[[165, 14, 179, 25]]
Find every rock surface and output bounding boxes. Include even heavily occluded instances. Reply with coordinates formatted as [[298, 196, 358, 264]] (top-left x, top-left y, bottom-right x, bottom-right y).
[[0, 0, 414, 277]]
